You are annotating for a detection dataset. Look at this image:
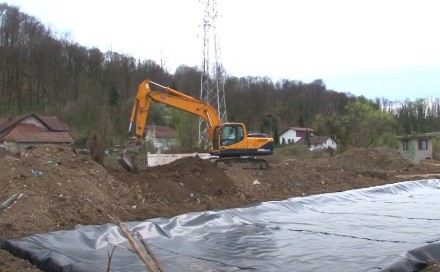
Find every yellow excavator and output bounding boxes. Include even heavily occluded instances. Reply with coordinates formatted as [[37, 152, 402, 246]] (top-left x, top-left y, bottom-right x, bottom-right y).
[[119, 79, 274, 171]]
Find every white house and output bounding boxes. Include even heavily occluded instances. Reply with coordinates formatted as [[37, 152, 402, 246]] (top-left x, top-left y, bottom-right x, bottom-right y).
[[144, 125, 179, 151], [296, 135, 338, 150], [279, 127, 315, 144]]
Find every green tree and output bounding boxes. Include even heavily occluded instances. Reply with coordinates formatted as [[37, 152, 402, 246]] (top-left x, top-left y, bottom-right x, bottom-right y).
[[345, 101, 396, 148], [304, 129, 311, 148], [109, 87, 120, 107], [313, 100, 397, 151], [165, 107, 198, 150], [273, 125, 280, 145]]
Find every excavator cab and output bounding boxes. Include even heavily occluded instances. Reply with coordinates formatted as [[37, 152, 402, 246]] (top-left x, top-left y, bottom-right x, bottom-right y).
[[220, 124, 244, 146], [211, 123, 273, 169], [213, 124, 243, 151]]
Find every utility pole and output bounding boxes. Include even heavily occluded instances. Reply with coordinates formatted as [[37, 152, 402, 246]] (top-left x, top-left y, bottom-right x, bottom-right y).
[[199, 0, 227, 149]]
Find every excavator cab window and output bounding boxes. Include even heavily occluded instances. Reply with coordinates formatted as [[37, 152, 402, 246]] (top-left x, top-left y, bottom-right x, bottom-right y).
[[221, 125, 244, 146]]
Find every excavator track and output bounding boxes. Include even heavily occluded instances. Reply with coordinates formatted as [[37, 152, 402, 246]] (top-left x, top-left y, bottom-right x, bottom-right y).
[[214, 157, 269, 170]]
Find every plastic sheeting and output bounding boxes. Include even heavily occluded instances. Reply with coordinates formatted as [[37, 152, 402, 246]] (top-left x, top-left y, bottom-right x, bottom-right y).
[[1, 179, 440, 272]]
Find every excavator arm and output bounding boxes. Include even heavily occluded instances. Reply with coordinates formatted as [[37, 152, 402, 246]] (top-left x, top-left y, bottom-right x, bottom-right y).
[[129, 80, 221, 145]]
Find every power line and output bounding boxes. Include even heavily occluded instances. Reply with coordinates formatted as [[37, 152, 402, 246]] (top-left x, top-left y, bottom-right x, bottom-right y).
[[199, 0, 227, 149]]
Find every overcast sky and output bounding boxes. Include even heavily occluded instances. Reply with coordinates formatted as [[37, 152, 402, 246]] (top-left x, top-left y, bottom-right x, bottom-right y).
[[4, 0, 440, 101]]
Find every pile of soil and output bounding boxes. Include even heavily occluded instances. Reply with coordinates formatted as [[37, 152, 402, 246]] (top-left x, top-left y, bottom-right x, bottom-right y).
[[1, 144, 440, 272]]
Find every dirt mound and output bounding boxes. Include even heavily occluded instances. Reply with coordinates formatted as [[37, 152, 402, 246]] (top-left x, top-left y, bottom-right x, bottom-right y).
[[330, 147, 413, 171], [0, 145, 124, 239], [0, 147, 14, 159], [1, 145, 440, 271], [225, 147, 439, 201], [0, 146, 242, 240], [107, 155, 242, 220]]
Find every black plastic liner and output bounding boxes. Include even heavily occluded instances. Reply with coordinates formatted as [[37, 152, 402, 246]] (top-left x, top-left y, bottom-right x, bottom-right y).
[[1, 179, 440, 272]]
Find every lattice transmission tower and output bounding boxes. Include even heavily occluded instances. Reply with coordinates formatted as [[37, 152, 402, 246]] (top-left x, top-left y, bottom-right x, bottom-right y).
[[199, 0, 227, 149]]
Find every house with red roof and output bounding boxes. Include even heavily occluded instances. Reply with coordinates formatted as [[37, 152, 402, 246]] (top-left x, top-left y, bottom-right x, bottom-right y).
[[144, 125, 178, 151], [0, 114, 73, 153], [296, 135, 338, 150], [279, 126, 338, 150], [279, 127, 316, 144]]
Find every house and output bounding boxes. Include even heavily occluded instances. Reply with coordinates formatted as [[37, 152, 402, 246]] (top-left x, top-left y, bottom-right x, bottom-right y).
[[296, 135, 338, 150], [397, 133, 435, 164], [144, 125, 179, 151], [279, 127, 315, 144], [0, 114, 73, 154]]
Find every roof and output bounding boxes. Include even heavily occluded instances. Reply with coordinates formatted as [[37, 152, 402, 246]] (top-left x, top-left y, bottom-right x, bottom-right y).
[[145, 125, 177, 138], [0, 114, 70, 134], [2, 123, 73, 143], [396, 134, 435, 140], [38, 116, 70, 131], [0, 114, 73, 143], [280, 127, 316, 136], [3, 123, 43, 138], [296, 135, 336, 145], [289, 127, 315, 132]]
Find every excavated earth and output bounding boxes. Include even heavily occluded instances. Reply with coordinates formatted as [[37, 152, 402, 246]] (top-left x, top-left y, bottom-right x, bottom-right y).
[[1, 144, 440, 271]]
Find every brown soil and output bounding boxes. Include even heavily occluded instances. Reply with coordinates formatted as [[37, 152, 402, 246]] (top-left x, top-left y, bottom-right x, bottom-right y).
[[1, 145, 440, 272]]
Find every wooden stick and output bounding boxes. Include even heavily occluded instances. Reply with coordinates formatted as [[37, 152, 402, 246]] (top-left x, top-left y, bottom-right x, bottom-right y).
[[108, 215, 161, 271], [136, 232, 166, 272]]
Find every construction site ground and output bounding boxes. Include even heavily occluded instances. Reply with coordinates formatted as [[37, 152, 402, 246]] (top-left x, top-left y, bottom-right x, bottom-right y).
[[1, 144, 440, 271]]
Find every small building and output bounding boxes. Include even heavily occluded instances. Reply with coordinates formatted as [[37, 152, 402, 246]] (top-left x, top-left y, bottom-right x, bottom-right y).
[[144, 125, 179, 151], [296, 135, 338, 150], [0, 114, 73, 154], [279, 127, 315, 144], [397, 134, 434, 164]]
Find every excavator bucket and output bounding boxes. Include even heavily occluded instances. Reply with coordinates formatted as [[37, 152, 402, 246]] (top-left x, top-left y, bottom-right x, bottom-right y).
[[118, 151, 135, 172]]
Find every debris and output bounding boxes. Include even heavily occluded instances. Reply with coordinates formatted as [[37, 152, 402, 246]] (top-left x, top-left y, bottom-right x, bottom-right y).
[[31, 169, 43, 177], [1, 194, 23, 212]]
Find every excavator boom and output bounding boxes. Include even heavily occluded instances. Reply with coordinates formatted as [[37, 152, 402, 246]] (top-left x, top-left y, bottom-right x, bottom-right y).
[[129, 80, 220, 145]]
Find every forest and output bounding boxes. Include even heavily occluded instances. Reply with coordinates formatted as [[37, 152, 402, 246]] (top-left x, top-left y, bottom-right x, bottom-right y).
[[1, 3, 440, 152]]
